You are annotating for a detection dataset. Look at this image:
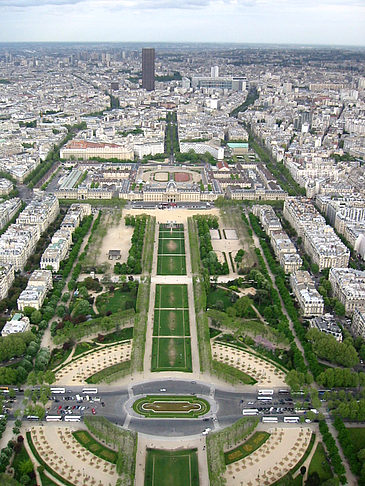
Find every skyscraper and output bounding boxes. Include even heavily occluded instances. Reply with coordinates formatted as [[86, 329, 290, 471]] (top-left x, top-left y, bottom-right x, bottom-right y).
[[142, 48, 155, 91]]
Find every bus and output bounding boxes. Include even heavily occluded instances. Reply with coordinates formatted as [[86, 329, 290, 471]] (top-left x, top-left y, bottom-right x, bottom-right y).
[[278, 389, 290, 395], [242, 409, 259, 416], [50, 387, 66, 394], [257, 389, 274, 396], [257, 396, 273, 401], [46, 415, 62, 422], [65, 415, 82, 422], [284, 416, 300, 423], [262, 417, 278, 423], [82, 388, 98, 394], [26, 415, 39, 421], [0, 387, 9, 394]]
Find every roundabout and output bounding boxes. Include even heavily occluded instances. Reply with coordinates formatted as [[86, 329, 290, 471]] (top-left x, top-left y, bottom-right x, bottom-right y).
[[132, 395, 210, 418]]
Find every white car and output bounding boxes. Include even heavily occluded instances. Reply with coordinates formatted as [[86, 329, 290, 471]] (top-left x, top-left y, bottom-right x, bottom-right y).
[[159, 388, 166, 392], [202, 428, 211, 435]]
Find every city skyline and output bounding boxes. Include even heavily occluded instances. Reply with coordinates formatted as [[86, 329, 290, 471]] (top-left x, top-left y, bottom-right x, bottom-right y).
[[0, 0, 364, 46]]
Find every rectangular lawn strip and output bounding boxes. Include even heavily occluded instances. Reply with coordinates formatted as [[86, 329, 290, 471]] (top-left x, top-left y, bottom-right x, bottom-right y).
[[307, 442, 334, 483], [224, 431, 270, 464], [157, 255, 186, 275], [153, 309, 190, 336], [155, 284, 188, 309], [144, 448, 199, 486], [158, 238, 185, 255], [86, 360, 131, 384], [159, 230, 185, 239], [72, 430, 117, 463], [151, 337, 192, 372]]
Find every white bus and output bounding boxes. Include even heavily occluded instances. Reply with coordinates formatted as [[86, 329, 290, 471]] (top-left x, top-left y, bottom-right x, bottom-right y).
[[257, 396, 273, 401], [46, 415, 62, 422], [257, 389, 274, 396], [262, 416, 278, 423], [65, 415, 81, 422], [242, 409, 259, 416], [278, 389, 290, 395], [50, 387, 66, 394], [82, 388, 98, 394], [284, 416, 300, 423], [26, 415, 39, 421]]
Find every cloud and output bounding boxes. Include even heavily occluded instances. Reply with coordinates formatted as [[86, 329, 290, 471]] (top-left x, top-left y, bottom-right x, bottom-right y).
[[0, 0, 363, 9]]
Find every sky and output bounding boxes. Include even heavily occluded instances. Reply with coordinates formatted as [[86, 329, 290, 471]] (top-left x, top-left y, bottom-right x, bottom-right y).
[[0, 0, 364, 46]]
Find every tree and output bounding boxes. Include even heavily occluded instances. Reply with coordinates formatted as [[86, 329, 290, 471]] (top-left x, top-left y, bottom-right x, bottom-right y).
[[30, 310, 42, 325], [334, 300, 346, 316], [44, 370, 55, 385], [19, 459, 33, 475], [300, 466, 307, 476]]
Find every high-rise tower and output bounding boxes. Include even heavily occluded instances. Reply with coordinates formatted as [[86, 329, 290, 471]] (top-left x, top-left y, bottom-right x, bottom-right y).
[[142, 48, 155, 91]]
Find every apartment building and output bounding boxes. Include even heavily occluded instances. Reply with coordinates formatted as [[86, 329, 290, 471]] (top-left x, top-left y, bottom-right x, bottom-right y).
[[0, 264, 15, 300], [290, 270, 324, 317], [0, 198, 22, 231], [1, 313, 30, 336], [60, 140, 134, 161], [0, 224, 39, 271], [352, 309, 365, 339], [40, 239, 68, 272], [329, 268, 365, 316], [16, 193, 59, 233], [283, 197, 326, 237], [0, 178, 13, 196], [61, 203, 92, 230], [17, 270, 53, 311], [252, 205, 282, 236], [303, 226, 350, 270]]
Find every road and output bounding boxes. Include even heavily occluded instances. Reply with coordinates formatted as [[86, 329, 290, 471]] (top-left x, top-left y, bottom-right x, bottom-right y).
[[7, 381, 302, 437]]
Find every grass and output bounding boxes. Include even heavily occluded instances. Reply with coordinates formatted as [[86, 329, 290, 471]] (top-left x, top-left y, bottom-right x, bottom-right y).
[[159, 230, 184, 239], [212, 360, 257, 385], [207, 287, 234, 311], [73, 341, 98, 357], [12, 442, 35, 482], [72, 430, 117, 463], [26, 432, 74, 486], [224, 431, 270, 464], [155, 284, 188, 309], [144, 448, 199, 486], [48, 346, 72, 370], [346, 427, 365, 452], [151, 337, 192, 372], [86, 360, 131, 384], [92, 327, 133, 344], [188, 217, 201, 274], [158, 238, 185, 255], [39, 471, 59, 485], [153, 309, 190, 336], [95, 288, 136, 314], [308, 442, 334, 483], [157, 255, 186, 275], [133, 395, 210, 418]]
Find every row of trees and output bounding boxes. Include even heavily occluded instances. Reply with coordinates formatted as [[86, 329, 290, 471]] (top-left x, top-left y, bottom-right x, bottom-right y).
[[114, 215, 147, 275], [307, 328, 359, 368], [326, 392, 365, 422], [194, 216, 228, 275], [317, 367, 365, 388], [318, 420, 346, 483], [334, 417, 365, 484]]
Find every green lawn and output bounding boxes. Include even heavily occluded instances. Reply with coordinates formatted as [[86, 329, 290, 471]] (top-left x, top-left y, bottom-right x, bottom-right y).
[[144, 448, 199, 486], [224, 432, 270, 464], [159, 230, 185, 239], [151, 337, 192, 372], [207, 287, 235, 311], [95, 289, 136, 314], [346, 427, 365, 452], [72, 430, 117, 463], [308, 442, 333, 483], [39, 472, 59, 486], [157, 255, 186, 275], [158, 238, 185, 255], [12, 443, 35, 483], [153, 309, 190, 336], [92, 327, 133, 344], [155, 284, 188, 309], [73, 341, 99, 357], [133, 395, 210, 418]]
